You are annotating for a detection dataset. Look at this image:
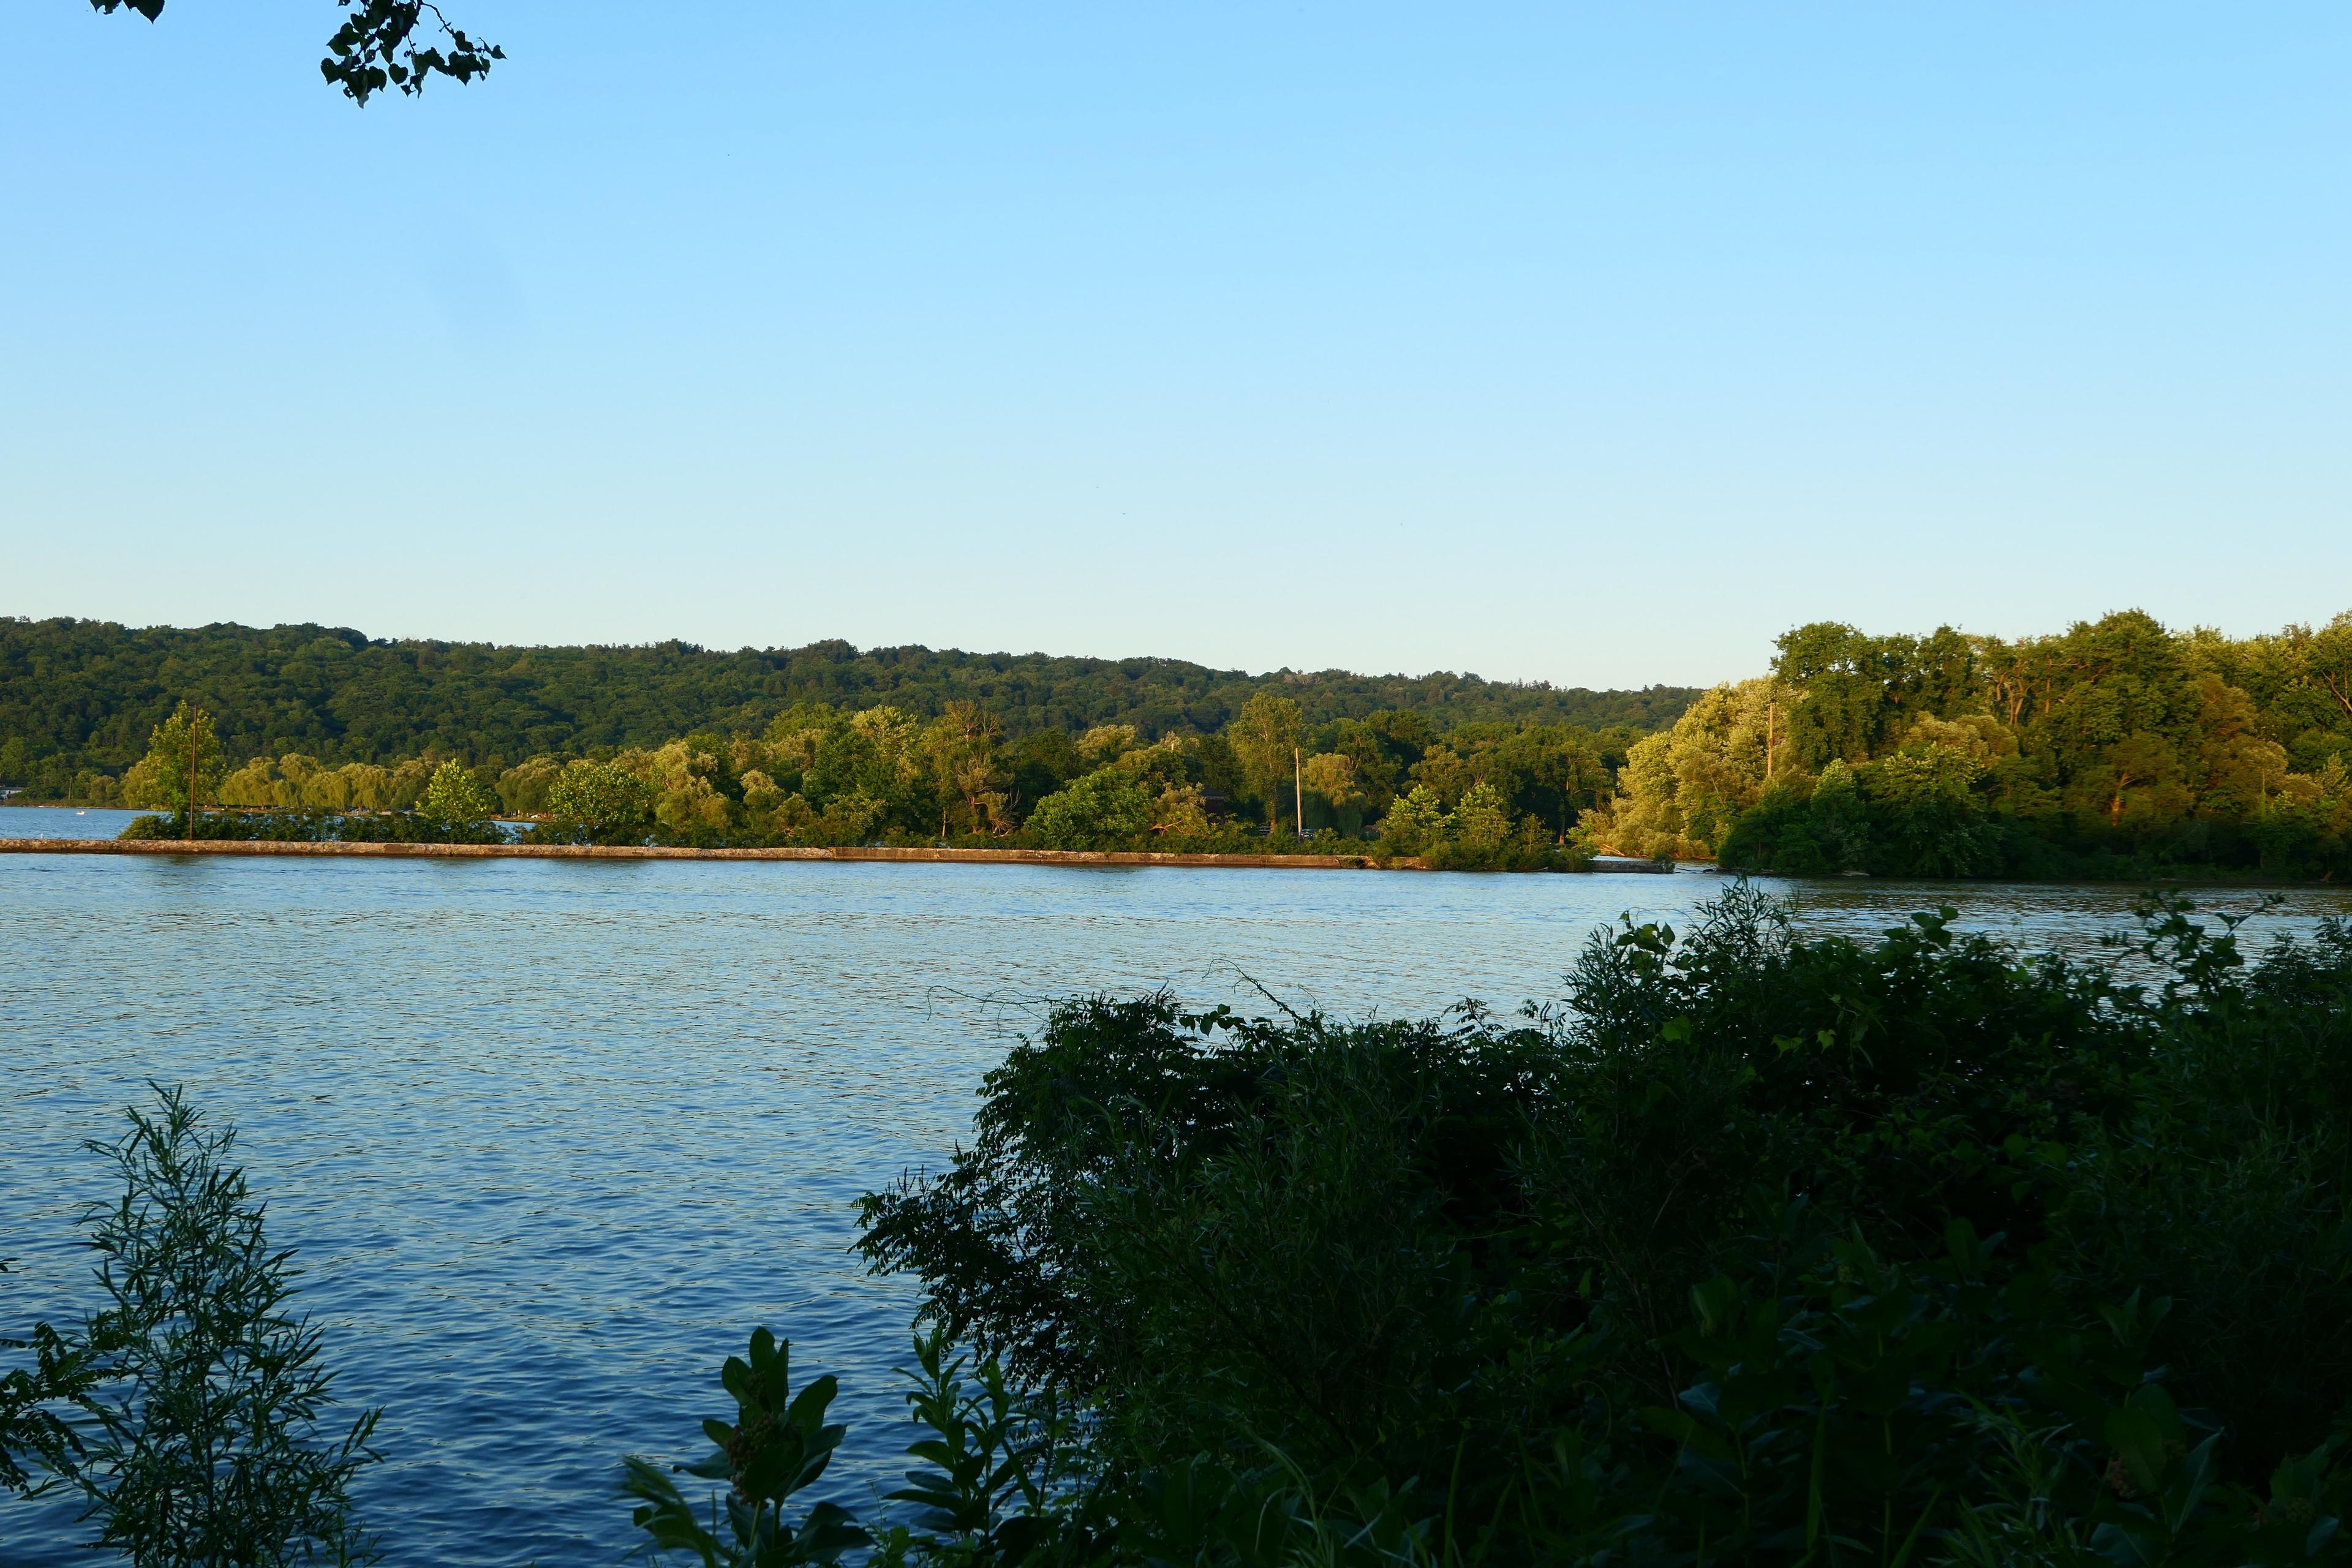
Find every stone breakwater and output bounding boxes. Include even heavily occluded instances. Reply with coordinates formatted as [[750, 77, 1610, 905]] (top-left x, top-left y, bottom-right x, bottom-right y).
[[0, 839, 1679, 872]]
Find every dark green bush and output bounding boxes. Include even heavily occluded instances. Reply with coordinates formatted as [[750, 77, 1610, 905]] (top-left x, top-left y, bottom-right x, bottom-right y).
[[1718, 779, 2352, 883], [2, 1087, 381, 1564], [120, 810, 507, 844], [820, 888, 2352, 1564]]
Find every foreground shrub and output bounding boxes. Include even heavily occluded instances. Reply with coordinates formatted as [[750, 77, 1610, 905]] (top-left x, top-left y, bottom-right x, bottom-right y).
[[820, 888, 2352, 1564], [627, 1327, 1089, 1568], [0, 1088, 381, 1565], [0, 1271, 99, 1499]]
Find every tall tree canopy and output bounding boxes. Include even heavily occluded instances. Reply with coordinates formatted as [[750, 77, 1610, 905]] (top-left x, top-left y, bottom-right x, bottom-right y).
[[1585, 608, 2352, 879]]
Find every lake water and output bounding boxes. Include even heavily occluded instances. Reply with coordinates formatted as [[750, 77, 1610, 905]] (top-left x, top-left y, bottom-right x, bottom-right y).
[[5, 805, 2350, 1564]]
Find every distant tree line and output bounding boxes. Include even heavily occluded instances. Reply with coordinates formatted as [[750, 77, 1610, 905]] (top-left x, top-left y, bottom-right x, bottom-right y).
[[0, 617, 1695, 802], [1585, 609, 2352, 878], [29, 609, 2352, 878], [113, 693, 1643, 870]]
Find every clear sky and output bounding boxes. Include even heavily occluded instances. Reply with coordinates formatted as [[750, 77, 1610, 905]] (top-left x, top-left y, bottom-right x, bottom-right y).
[[3, 4, 2346, 688]]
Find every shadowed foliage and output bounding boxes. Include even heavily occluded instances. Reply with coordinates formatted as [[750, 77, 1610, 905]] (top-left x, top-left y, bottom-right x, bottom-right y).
[[822, 888, 2352, 1563]]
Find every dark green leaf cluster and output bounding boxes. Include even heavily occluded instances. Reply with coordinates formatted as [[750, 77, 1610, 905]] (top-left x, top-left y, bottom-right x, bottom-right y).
[[0, 1275, 102, 1499], [878, 1329, 1085, 1564], [631, 1327, 1095, 1568], [118, 808, 505, 845], [1, 1087, 381, 1564], [835, 889, 2352, 1563], [624, 1328, 869, 1567], [319, 1, 502, 105], [87, 0, 500, 107]]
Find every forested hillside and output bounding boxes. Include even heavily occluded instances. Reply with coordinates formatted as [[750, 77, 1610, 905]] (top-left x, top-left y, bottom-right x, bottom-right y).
[[1585, 609, 2352, 878], [0, 617, 1698, 797], [27, 610, 2352, 879]]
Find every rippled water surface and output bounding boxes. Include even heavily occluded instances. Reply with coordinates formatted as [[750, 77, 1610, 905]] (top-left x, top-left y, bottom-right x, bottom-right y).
[[6, 810, 2349, 1563]]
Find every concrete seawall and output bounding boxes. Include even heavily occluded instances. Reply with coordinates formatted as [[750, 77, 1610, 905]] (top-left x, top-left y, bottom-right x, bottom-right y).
[[0, 838, 1680, 872]]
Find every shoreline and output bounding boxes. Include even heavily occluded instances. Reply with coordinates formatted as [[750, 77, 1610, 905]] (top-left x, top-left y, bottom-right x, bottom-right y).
[[0, 837, 1673, 872], [2, 835, 2328, 884]]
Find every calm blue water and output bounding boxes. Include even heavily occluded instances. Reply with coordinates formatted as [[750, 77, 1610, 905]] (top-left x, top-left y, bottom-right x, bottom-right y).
[[5, 806, 2349, 1564], [0, 804, 130, 839]]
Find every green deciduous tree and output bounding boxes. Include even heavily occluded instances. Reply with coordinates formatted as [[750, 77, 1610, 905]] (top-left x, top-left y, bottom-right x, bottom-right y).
[[126, 701, 224, 829], [413, 759, 492, 825], [2291, 613, 2352, 728], [1619, 608, 2352, 878], [1774, 620, 1977, 767], [1376, 783, 1449, 856], [1449, 780, 1512, 854], [1224, 694, 1302, 835], [1025, 771, 1153, 851], [1300, 750, 1363, 835], [545, 760, 655, 842], [922, 702, 1007, 838], [495, 756, 565, 816]]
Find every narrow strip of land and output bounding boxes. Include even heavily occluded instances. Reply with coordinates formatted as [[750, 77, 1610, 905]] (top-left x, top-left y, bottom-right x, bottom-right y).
[[0, 837, 1397, 870], [0, 838, 1678, 872]]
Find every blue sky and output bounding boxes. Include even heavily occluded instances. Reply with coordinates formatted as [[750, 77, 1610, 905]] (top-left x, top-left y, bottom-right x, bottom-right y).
[[2, 3, 2345, 687]]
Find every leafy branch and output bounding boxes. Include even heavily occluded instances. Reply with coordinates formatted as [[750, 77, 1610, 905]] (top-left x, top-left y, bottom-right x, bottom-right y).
[[88, 0, 502, 105]]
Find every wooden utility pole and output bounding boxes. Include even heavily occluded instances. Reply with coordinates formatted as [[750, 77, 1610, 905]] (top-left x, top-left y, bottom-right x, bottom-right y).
[[1294, 747, 1305, 840], [186, 703, 200, 841]]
